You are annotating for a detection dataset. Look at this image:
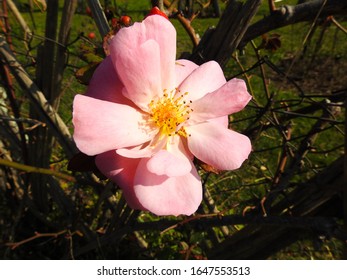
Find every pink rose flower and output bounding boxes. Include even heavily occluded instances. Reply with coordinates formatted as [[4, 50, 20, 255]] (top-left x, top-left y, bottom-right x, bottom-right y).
[[72, 15, 252, 216]]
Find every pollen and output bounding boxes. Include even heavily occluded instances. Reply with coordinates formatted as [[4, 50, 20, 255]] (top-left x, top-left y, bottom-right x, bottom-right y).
[[148, 89, 191, 137]]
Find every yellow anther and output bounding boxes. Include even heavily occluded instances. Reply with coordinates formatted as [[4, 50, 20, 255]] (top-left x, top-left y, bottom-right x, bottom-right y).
[[148, 90, 191, 137]]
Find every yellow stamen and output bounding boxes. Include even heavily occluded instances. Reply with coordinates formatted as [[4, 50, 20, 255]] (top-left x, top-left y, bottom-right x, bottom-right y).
[[148, 90, 191, 137]]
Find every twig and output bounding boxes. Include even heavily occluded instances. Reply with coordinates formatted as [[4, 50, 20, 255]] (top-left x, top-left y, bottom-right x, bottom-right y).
[[250, 41, 271, 100], [231, 53, 257, 105], [268, 0, 276, 13], [0, 116, 46, 128], [190, 0, 262, 67], [272, 110, 343, 124], [5, 230, 82, 250], [165, 0, 179, 13], [202, 188, 230, 236], [0, 158, 76, 182], [52, 0, 78, 108], [285, 0, 328, 78], [6, 0, 33, 55], [74, 213, 341, 258], [263, 106, 339, 211], [208, 157, 345, 259], [0, 63, 28, 163], [240, 0, 347, 48], [6, 230, 66, 249], [1, 0, 14, 50], [271, 123, 293, 187], [160, 213, 221, 234], [0, 35, 76, 158], [249, 44, 291, 147], [163, 0, 199, 48], [330, 16, 347, 34]]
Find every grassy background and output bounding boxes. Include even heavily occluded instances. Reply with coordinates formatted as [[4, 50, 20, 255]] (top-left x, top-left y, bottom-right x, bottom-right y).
[[2, 0, 345, 259]]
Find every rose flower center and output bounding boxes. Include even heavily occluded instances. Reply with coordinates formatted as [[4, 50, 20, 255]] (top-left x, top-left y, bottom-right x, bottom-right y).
[[149, 90, 192, 137]]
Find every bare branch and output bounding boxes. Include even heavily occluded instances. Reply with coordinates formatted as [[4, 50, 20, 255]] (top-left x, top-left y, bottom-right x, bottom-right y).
[[207, 156, 345, 259], [164, 0, 200, 47], [6, 230, 69, 250], [6, 0, 32, 39], [0, 158, 76, 182], [331, 16, 347, 34], [190, 0, 262, 67], [0, 35, 76, 158], [87, 0, 110, 38], [52, 0, 78, 107], [239, 0, 347, 48]]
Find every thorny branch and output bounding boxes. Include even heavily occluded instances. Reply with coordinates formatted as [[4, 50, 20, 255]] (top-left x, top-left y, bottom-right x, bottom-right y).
[[5, 229, 82, 250], [0, 0, 345, 260]]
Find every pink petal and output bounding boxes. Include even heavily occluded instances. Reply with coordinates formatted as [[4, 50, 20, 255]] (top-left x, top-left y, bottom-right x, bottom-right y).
[[175, 59, 199, 86], [167, 135, 193, 160], [72, 95, 154, 155], [85, 56, 131, 105], [95, 151, 145, 209], [146, 136, 192, 177], [189, 78, 251, 124], [113, 39, 162, 111], [178, 61, 226, 102], [110, 15, 177, 109], [209, 116, 229, 128], [116, 143, 154, 159], [143, 15, 177, 90], [116, 135, 166, 158], [186, 122, 251, 170], [134, 158, 202, 216]]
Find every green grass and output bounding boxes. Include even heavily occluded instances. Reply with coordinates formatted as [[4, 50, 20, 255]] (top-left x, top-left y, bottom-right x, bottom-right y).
[[4, 0, 345, 260]]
